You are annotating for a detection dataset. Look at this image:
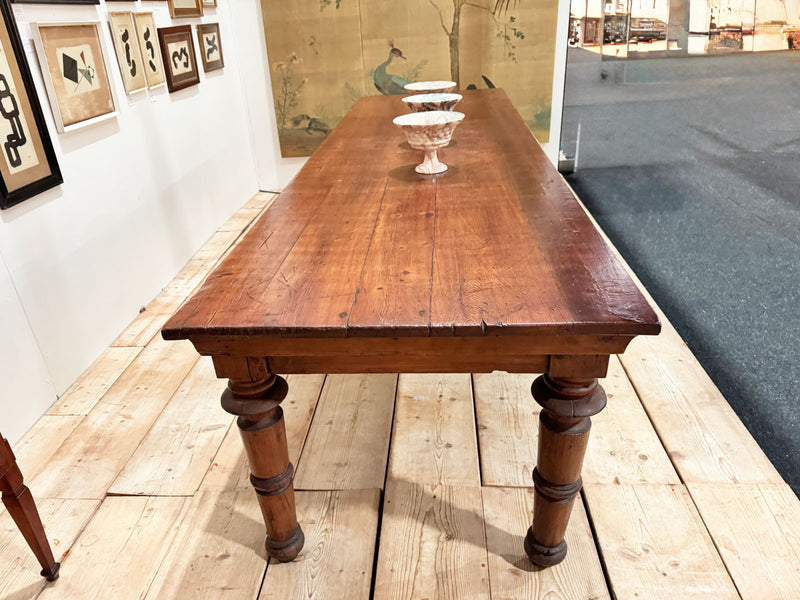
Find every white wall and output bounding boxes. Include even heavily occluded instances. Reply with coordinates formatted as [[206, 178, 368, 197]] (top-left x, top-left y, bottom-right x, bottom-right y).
[[1, 1, 266, 443]]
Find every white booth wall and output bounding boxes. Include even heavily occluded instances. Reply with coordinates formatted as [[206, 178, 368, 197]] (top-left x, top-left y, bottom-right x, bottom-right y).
[[0, 0, 277, 444]]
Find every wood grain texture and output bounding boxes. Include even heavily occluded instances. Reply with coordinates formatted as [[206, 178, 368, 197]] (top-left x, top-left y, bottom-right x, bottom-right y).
[[201, 374, 325, 491], [388, 373, 480, 487], [473, 371, 538, 487], [37, 496, 188, 600], [163, 90, 659, 342], [108, 357, 231, 496], [585, 483, 740, 599], [687, 483, 800, 599], [12, 415, 83, 479], [29, 338, 199, 499], [584, 355, 679, 485], [374, 480, 490, 600], [482, 487, 610, 600], [259, 489, 380, 600], [144, 491, 268, 599], [294, 374, 396, 491], [620, 325, 783, 484], [113, 295, 186, 348], [0, 498, 98, 600], [48, 346, 141, 415]]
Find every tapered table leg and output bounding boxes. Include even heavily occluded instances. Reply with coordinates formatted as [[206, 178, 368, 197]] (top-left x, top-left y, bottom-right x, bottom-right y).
[[221, 371, 304, 562], [524, 361, 607, 567], [1, 437, 60, 581]]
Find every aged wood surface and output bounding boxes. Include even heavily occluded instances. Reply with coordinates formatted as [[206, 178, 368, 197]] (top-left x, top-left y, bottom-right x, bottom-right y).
[[482, 487, 610, 600], [37, 496, 188, 600], [688, 482, 800, 599], [163, 90, 658, 343], [260, 490, 381, 600], [388, 373, 480, 487], [48, 347, 141, 416], [294, 374, 397, 491], [29, 338, 199, 499], [0, 498, 98, 599], [374, 481, 490, 600], [144, 491, 268, 600], [108, 357, 231, 496], [585, 483, 741, 599]]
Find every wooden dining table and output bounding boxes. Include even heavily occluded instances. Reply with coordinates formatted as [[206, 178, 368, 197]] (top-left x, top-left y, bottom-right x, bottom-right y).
[[162, 88, 660, 568]]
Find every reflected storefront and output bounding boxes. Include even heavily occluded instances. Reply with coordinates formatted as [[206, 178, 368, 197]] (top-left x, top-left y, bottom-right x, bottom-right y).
[[569, 0, 800, 55]]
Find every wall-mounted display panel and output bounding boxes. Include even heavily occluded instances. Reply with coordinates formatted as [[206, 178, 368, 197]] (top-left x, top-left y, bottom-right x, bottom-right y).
[[133, 12, 165, 89], [31, 22, 119, 132], [158, 25, 199, 92], [0, 0, 62, 208], [108, 12, 147, 95], [168, 0, 203, 19], [197, 22, 223, 72]]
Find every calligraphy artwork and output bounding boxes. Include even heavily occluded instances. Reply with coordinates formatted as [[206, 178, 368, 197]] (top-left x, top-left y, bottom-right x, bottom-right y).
[[157, 25, 199, 93], [0, 2, 61, 208], [133, 12, 165, 89], [109, 12, 147, 95], [31, 22, 118, 132], [197, 23, 224, 72]]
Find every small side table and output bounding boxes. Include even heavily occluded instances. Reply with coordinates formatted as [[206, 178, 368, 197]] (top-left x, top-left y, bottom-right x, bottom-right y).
[[0, 436, 60, 581]]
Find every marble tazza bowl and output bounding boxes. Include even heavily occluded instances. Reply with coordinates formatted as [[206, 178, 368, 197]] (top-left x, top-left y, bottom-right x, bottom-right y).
[[403, 80, 458, 94], [393, 110, 465, 175], [402, 93, 462, 112]]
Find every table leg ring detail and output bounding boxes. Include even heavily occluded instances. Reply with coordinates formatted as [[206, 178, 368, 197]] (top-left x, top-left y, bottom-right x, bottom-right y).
[[524, 528, 568, 567], [267, 524, 305, 563], [250, 464, 294, 497]]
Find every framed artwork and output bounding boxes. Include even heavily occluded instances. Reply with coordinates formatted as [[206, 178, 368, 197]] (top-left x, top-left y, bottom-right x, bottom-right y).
[[11, 1, 99, 4], [167, 0, 203, 18], [108, 12, 146, 95], [197, 23, 223, 72], [31, 22, 119, 132], [202, 0, 217, 6], [133, 12, 165, 89], [157, 25, 199, 93], [0, 0, 61, 209]]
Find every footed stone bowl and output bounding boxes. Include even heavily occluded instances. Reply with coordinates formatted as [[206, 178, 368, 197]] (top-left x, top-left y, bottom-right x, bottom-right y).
[[402, 93, 462, 112], [393, 110, 465, 175]]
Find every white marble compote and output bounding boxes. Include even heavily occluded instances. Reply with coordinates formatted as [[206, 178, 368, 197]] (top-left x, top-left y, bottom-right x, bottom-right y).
[[393, 110, 465, 175]]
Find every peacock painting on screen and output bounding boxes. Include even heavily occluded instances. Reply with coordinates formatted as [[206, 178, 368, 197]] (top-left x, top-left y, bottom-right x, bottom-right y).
[[261, 0, 558, 157]]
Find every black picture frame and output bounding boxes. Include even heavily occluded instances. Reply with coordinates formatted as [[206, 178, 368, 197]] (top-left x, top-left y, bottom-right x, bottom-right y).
[[0, 0, 62, 209]]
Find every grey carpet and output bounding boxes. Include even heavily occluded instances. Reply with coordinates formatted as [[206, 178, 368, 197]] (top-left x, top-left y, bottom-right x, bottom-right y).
[[562, 47, 800, 493]]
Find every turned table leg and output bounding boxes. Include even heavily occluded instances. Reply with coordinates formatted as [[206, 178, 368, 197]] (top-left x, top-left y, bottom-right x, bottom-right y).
[[0, 437, 60, 581], [219, 365, 304, 562], [524, 356, 608, 567]]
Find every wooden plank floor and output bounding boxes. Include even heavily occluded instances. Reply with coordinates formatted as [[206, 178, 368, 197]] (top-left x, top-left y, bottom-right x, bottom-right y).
[[5, 191, 800, 599]]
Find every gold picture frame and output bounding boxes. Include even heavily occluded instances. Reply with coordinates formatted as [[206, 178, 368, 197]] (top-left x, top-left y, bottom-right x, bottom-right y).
[[108, 12, 147, 95], [31, 21, 119, 132], [168, 0, 203, 18]]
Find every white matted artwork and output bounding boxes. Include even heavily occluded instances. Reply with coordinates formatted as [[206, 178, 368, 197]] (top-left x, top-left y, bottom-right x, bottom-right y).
[[108, 12, 146, 95], [133, 12, 165, 89], [168, 0, 203, 18], [197, 22, 223, 72], [31, 21, 119, 132]]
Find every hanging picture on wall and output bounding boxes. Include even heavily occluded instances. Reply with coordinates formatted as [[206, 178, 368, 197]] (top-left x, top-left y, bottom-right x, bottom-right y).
[[31, 22, 119, 132], [133, 12, 165, 89], [0, 0, 62, 209], [11, 1, 99, 5], [202, 0, 217, 7], [167, 0, 203, 18], [158, 25, 199, 92], [197, 23, 223, 72], [108, 12, 146, 95]]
